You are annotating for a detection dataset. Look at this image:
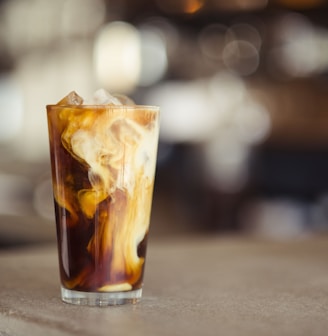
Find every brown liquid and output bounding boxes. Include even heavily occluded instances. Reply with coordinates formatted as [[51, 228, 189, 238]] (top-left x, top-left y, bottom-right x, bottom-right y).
[[47, 105, 159, 292]]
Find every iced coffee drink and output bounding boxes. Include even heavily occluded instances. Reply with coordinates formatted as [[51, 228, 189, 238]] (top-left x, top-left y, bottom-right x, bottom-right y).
[[46, 90, 159, 305]]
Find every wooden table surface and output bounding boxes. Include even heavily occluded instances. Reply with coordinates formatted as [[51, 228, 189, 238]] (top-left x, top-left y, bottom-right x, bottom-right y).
[[1, 235, 328, 336]]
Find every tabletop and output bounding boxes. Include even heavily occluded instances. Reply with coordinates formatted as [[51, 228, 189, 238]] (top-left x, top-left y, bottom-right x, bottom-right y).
[[1, 234, 328, 336]]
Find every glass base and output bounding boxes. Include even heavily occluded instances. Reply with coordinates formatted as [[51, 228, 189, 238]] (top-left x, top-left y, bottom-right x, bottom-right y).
[[61, 286, 142, 306]]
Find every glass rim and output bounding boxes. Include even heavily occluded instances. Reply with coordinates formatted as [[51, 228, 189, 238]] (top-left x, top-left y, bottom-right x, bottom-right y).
[[46, 104, 160, 111]]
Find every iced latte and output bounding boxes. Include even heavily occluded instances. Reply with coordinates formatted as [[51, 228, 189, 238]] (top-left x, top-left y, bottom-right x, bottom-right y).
[[46, 90, 159, 305]]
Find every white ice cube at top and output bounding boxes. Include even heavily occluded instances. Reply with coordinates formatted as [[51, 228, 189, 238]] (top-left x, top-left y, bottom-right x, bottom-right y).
[[88, 89, 122, 105], [84, 89, 135, 106]]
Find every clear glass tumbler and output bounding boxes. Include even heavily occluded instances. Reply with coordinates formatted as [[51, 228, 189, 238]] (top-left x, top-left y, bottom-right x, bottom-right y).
[[46, 103, 159, 306]]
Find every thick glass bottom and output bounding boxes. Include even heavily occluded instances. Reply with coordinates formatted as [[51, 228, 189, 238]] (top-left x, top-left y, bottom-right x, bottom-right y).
[[61, 286, 142, 306]]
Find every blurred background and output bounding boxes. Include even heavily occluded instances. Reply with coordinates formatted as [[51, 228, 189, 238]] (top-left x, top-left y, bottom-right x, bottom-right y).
[[1, 0, 328, 248]]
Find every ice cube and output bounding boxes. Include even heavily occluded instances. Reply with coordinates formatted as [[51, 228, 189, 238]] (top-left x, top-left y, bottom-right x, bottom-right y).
[[56, 91, 83, 106], [86, 88, 122, 105], [112, 93, 135, 106]]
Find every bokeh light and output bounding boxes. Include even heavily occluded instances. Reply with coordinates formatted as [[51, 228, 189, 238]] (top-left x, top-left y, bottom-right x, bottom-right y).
[[203, 133, 250, 193], [139, 25, 168, 86], [94, 21, 141, 93], [146, 80, 220, 143], [233, 100, 271, 145], [269, 13, 328, 78], [156, 0, 206, 14], [227, 23, 262, 51], [94, 20, 169, 91], [0, 75, 23, 143], [223, 40, 260, 76]]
